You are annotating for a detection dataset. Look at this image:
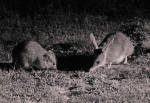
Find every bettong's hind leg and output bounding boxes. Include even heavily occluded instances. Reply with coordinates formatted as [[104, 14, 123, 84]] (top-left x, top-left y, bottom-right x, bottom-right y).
[[124, 56, 128, 64]]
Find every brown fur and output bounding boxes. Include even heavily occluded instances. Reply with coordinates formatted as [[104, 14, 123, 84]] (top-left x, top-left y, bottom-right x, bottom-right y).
[[12, 40, 56, 70]]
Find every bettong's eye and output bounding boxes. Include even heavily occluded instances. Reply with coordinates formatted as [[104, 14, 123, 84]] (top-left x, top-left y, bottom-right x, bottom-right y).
[[53, 62, 56, 66], [43, 53, 50, 60], [96, 61, 99, 64]]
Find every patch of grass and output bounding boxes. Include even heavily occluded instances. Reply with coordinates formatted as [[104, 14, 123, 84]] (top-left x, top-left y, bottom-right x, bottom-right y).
[[1, 11, 150, 102], [1, 54, 150, 102]]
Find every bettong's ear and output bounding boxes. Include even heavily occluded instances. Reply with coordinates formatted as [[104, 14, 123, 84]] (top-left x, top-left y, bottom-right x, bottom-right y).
[[90, 33, 99, 49]]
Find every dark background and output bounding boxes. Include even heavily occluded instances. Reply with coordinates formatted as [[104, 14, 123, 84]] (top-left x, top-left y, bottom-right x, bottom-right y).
[[0, 0, 150, 17]]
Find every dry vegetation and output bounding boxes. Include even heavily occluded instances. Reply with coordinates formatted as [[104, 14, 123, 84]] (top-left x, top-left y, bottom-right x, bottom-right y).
[[1, 10, 150, 103]]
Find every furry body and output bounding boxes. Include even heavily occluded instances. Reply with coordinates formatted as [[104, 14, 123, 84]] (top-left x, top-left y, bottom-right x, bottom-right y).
[[12, 40, 56, 69], [90, 32, 134, 72]]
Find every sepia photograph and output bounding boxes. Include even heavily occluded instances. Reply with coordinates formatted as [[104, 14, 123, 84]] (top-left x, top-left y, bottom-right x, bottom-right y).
[[0, 0, 150, 102]]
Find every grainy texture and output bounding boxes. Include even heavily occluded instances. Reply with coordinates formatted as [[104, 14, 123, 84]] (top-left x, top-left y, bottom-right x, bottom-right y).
[[12, 40, 56, 69], [0, 3, 150, 102], [90, 32, 134, 71]]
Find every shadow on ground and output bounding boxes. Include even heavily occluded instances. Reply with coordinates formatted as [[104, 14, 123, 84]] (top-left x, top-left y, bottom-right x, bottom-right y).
[[0, 53, 96, 72], [57, 53, 95, 72], [49, 42, 97, 72], [0, 63, 14, 71], [0, 42, 101, 72]]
